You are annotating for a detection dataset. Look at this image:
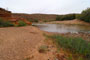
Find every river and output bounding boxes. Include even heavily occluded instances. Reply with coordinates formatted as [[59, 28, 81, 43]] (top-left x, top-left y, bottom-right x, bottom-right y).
[[34, 24, 90, 33]]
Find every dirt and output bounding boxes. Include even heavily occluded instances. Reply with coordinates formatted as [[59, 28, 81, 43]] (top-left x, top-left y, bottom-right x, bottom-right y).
[[0, 26, 60, 60]]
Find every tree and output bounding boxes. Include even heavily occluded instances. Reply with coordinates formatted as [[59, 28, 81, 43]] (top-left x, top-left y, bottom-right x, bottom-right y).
[[79, 8, 90, 22]]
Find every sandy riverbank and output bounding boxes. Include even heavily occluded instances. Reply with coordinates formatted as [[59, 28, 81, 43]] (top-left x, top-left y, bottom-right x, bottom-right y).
[[46, 19, 90, 25], [0, 26, 57, 60]]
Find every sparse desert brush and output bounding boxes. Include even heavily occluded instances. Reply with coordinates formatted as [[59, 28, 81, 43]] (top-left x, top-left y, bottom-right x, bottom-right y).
[[48, 35, 90, 59], [38, 45, 48, 53]]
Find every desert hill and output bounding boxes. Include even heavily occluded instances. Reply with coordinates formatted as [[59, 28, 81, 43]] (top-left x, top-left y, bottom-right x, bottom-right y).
[[0, 8, 11, 17], [13, 13, 57, 22]]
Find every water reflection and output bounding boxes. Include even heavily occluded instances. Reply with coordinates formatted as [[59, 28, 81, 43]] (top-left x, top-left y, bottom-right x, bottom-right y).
[[34, 24, 90, 33]]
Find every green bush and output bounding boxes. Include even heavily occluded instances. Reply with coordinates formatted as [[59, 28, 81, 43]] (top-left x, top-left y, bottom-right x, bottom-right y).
[[18, 20, 27, 27], [77, 8, 90, 22], [49, 35, 90, 58], [0, 18, 14, 27], [56, 14, 76, 21]]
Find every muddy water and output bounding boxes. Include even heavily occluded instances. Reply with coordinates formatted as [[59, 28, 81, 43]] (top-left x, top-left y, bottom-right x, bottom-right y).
[[34, 24, 90, 33]]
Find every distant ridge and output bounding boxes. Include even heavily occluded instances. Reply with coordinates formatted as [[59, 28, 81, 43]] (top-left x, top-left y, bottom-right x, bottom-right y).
[[13, 13, 57, 22]]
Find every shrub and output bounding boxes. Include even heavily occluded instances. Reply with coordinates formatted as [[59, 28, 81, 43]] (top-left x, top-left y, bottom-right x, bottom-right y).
[[0, 18, 14, 27], [18, 20, 27, 27], [77, 8, 90, 22], [56, 14, 76, 21], [49, 35, 90, 58]]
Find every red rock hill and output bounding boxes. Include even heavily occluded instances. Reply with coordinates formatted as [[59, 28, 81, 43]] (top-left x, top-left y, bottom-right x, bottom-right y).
[[0, 8, 32, 25]]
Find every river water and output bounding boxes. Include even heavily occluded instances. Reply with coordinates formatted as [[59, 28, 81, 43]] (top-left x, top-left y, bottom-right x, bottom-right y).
[[34, 24, 90, 33]]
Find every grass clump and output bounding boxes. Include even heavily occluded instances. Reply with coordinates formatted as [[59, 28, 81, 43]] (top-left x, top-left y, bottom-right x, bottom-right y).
[[18, 20, 27, 27], [48, 35, 90, 59]]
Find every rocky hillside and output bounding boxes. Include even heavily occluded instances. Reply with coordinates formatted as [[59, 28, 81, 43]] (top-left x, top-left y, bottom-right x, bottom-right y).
[[0, 8, 12, 18], [0, 8, 32, 25]]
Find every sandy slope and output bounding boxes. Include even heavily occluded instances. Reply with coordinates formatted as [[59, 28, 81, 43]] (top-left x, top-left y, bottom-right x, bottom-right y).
[[0, 26, 45, 60]]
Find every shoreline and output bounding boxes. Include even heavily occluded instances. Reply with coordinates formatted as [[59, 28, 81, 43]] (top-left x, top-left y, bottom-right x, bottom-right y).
[[44, 19, 90, 26], [43, 30, 90, 41]]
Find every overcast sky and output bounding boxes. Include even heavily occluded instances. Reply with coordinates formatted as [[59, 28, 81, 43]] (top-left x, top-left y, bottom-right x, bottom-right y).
[[0, 0, 90, 14]]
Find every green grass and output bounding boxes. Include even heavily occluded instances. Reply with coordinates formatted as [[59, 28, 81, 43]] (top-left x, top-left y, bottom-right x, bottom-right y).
[[47, 35, 90, 59]]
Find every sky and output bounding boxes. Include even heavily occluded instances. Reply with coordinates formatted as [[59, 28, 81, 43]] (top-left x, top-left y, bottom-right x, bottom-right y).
[[0, 0, 90, 14]]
